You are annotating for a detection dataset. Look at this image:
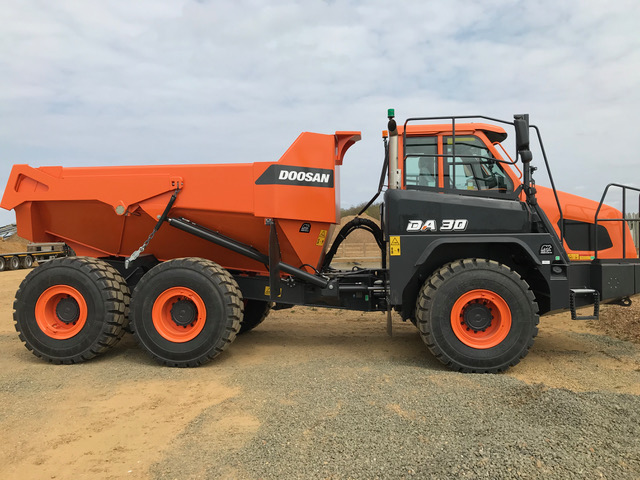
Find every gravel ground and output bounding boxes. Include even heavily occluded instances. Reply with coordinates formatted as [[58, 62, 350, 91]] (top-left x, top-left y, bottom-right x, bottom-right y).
[[0, 269, 639, 479], [151, 354, 640, 480]]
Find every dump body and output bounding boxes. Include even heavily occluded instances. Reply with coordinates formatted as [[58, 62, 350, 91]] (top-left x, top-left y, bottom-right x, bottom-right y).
[[1, 131, 361, 274]]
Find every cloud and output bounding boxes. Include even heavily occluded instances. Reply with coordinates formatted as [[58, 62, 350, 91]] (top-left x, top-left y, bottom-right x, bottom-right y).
[[1, 0, 639, 228]]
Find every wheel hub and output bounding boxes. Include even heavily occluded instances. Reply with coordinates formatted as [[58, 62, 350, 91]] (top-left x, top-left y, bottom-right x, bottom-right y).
[[171, 299, 197, 327], [55, 297, 80, 324], [462, 301, 493, 332]]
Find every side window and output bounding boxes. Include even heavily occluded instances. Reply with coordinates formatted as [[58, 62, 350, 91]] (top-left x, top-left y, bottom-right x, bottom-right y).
[[443, 136, 514, 192], [404, 137, 438, 188], [560, 220, 613, 251]]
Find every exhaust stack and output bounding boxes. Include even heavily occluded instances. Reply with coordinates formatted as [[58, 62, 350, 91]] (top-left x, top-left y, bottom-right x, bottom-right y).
[[387, 109, 401, 189]]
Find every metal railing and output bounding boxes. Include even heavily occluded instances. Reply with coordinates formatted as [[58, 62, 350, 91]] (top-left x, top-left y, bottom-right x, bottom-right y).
[[594, 184, 640, 259], [629, 212, 640, 252]]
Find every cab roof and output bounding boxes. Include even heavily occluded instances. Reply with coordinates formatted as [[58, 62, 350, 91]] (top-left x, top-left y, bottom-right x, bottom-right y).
[[384, 123, 508, 144]]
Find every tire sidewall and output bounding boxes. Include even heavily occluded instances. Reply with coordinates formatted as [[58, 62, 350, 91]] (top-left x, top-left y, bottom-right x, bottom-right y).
[[426, 266, 536, 370], [15, 263, 113, 360], [132, 263, 232, 363]]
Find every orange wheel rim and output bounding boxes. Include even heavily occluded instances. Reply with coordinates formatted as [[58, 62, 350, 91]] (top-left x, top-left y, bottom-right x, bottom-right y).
[[450, 289, 512, 349], [152, 287, 206, 343], [35, 285, 88, 340]]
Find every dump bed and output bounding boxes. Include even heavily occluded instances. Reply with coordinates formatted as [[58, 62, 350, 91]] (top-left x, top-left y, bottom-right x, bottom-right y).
[[1, 131, 361, 275]]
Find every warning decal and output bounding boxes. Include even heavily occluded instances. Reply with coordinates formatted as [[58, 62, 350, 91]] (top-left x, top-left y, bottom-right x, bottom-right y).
[[316, 229, 328, 246], [264, 286, 282, 297], [390, 236, 401, 256]]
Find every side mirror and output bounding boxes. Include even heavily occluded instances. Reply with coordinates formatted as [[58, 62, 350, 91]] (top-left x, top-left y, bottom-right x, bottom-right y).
[[514, 114, 532, 163], [514, 114, 530, 151]]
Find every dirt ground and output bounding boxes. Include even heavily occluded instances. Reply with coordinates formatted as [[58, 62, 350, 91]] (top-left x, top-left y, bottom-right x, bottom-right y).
[[1, 269, 639, 479]]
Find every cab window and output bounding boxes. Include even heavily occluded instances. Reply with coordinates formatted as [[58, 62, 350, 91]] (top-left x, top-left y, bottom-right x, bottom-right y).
[[404, 136, 438, 187], [443, 136, 513, 192]]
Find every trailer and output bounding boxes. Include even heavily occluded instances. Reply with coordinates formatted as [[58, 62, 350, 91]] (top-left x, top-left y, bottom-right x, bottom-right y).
[[0, 242, 68, 271], [1, 111, 639, 372]]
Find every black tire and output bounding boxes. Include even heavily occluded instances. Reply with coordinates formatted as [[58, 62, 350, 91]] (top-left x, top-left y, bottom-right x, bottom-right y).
[[415, 258, 539, 373], [13, 257, 130, 364], [0, 257, 5, 272], [238, 300, 271, 334], [130, 258, 242, 367], [9, 255, 20, 270], [22, 255, 34, 269]]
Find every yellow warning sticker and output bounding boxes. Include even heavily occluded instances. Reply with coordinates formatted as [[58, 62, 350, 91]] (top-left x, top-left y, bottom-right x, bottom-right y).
[[264, 286, 282, 297], [316, 229, 327, 246], [568, 253, 594, 261], [390, 236, 401, 256]]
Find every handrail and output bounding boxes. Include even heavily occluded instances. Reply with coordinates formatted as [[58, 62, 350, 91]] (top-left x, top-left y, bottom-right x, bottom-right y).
[[594, 183, 640, 259], [403, 115, 519, 166], [531, 125, 564, 244]]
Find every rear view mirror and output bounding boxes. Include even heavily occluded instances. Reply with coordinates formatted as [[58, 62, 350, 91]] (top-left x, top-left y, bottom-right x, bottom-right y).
[[514, 114, 530, 152]]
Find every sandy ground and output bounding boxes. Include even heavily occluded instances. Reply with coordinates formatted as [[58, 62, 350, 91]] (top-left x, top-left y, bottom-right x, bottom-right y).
[[1, 268, 639, 479]]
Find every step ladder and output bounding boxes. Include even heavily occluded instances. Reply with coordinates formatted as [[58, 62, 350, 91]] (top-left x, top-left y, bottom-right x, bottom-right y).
[[569, 289, 600, 320]]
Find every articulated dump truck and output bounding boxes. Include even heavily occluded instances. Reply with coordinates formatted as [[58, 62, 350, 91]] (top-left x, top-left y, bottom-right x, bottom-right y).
[[2, 111, 639, 373]]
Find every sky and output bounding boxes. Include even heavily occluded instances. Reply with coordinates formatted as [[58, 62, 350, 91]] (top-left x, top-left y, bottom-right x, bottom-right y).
[[1, 0, 640, 227]]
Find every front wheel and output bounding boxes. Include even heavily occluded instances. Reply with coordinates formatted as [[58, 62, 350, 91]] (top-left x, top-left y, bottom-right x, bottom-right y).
[[415, 259, 539, 373], [130, 258, 243, 367]]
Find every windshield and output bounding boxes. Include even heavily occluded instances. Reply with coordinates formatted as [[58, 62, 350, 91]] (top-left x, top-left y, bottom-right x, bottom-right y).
[[444, 136, 513, 192]]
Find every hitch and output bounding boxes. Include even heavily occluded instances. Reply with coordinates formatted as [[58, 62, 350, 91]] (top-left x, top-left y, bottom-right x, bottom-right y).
[[609, 296, 632, 307]]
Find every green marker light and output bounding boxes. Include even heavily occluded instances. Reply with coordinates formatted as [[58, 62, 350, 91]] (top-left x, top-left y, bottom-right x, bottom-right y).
[[387, 108, 395, 118]]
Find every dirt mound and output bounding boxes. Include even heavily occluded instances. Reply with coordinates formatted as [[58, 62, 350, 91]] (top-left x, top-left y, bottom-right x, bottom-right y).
[[593, 296, 640, 344], [0, 236, 29, 254]]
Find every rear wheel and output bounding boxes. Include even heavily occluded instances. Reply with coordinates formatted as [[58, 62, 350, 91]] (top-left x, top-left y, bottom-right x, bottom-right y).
[[22, 255, 34, 269], [0, 257, 5, 271], [239, 300, 271, 334], [13, 257, 130, 363], [9, 256, 20, 270], [130, 258, 242, 367], [415, 258, 538, 373]]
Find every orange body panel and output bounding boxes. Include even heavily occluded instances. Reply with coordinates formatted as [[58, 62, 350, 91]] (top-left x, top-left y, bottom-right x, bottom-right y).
[[1, 131, 361, 274], [536, 186, 637, 259]]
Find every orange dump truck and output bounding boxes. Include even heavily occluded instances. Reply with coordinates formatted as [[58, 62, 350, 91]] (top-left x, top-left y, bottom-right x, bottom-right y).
[[2, 111, 639, 372]]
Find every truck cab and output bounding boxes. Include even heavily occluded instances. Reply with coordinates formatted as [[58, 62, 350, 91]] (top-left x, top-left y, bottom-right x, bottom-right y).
[[387, 121, 636, 261]]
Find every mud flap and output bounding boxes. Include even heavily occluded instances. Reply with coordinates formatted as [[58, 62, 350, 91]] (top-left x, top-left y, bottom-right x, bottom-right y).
[[267, 219, 281, 302]]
